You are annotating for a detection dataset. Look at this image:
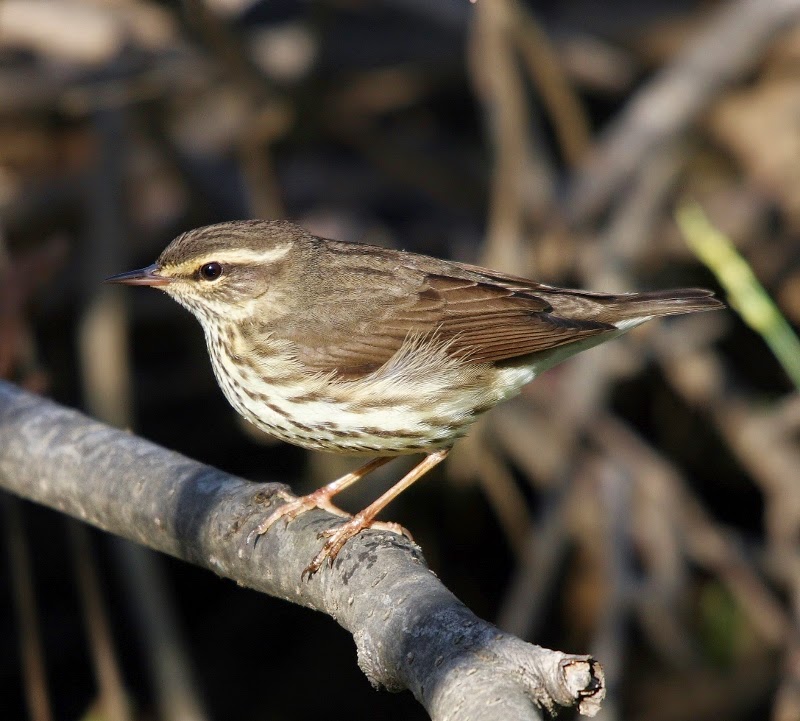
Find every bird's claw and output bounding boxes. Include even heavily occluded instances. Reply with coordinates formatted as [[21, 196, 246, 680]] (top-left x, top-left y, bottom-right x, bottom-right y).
[[301, 516, 413, 579], [302, 515, 367, 578], [246, 490, 307, 545], [372, 520, 414, 541], [246, 489, 352, 546]]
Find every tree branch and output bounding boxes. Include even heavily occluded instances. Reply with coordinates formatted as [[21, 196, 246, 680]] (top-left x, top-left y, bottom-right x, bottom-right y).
[[567, 0, 800, 224], [0, 381, 604, 721]]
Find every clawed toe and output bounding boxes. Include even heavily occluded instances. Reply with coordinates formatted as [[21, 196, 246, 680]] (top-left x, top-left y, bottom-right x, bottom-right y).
[[304, 517, 366, 577], [370, 520, 413, 541], [246, 491, 353, 546], [246, 502, 298, 545], [303, 514, 413, 578]]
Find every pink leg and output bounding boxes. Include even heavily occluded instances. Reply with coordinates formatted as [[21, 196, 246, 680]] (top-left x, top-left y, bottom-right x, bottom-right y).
[[303, 448, 450, 577], [246, 456, 393, 544]]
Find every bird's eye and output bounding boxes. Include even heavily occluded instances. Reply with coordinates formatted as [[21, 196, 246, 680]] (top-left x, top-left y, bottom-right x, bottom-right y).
[[198, 262, 223, 281]]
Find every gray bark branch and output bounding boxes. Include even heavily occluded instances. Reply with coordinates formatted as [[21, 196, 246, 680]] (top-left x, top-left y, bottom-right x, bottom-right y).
[[0, 381, 604, 720]]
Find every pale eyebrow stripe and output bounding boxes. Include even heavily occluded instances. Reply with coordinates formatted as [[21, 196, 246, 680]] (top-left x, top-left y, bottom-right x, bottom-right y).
[[168, 245, 292, 271], [201, 246, 292, 265]]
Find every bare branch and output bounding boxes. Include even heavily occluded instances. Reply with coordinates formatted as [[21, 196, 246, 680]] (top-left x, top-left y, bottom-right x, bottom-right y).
[[0, 381, 605, 721], [568, 0, 800, 223]]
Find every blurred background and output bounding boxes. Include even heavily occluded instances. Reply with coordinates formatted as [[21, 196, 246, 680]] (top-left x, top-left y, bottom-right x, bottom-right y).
[[1, 0, 800, 719]]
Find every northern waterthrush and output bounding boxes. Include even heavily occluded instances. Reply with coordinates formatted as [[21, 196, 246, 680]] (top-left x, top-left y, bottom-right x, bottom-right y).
[[107, 219, 723, 574]]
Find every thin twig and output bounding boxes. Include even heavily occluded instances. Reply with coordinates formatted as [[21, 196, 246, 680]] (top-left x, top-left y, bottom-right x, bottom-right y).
[[469, 0, 548, 273], [509, 1, 591, 168], [591, 412, 790, 647], [568, 0, 800, 223], [497, 486, 572, 639], [3, 497, 53, 721], [68, 523, 132, 721]]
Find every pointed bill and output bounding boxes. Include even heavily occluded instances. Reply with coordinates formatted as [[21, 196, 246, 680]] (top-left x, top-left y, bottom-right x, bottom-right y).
[[104, 264, 173, 287]]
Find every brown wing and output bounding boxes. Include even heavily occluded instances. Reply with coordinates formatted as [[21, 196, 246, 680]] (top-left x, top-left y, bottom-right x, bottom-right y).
[[287, 267, 617, 378]]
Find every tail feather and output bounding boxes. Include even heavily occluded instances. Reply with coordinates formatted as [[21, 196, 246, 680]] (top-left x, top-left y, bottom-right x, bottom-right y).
[[595, 288, 724, 321]]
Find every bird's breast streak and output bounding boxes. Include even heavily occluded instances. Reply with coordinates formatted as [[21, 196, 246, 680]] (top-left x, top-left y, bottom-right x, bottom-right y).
[[204, 325, 534, 454]]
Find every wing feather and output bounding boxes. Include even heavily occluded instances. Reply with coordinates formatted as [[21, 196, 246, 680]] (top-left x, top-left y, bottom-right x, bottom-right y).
[[285, 265, 617, 378]]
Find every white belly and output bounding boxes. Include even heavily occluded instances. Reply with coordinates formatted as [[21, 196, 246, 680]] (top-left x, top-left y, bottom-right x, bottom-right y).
[[205, 328, 536, 455]]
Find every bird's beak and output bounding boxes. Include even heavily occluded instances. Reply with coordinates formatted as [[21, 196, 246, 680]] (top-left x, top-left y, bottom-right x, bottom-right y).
[[105, 264, 173, 287]]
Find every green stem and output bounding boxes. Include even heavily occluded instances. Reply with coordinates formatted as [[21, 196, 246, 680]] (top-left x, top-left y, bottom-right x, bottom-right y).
[[676, 202, 800, 391]]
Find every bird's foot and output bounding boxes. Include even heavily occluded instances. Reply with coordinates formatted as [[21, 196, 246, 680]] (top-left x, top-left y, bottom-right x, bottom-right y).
[[370, 520, 414, 540], [246, 488, 351, 545], [302, 514, 413, 579]]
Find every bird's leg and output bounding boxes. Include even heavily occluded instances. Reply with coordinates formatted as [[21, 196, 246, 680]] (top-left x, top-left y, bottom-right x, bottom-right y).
[[303, 448, 450, 577], [247, 456, 394, 544]]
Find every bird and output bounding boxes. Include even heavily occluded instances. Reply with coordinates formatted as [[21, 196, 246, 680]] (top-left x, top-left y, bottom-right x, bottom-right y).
[[106, 219, 724, 575]]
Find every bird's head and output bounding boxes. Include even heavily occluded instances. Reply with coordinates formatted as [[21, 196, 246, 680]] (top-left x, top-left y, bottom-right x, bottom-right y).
[[106, 220, 312, 324]]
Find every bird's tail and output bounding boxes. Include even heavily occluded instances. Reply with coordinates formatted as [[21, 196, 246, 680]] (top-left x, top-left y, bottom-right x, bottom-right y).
[[598, 288, 724, 321]]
